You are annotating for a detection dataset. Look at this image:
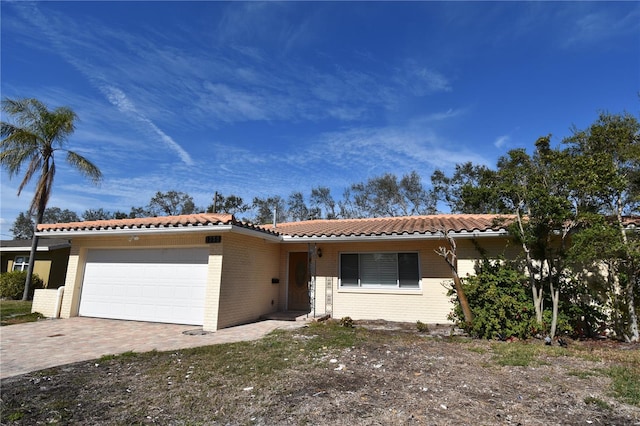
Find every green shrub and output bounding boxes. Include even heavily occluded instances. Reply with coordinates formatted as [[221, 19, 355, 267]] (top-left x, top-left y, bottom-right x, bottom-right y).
[[416, 320, 430, 333], [339, 316, 354, 328], [0, 271, 43, 300], [448, 258, 536, 340]]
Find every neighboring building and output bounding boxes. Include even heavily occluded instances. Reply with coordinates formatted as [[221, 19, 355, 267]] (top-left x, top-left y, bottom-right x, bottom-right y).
[[0, 239, 71, 288], [35, 213, 519, 331]]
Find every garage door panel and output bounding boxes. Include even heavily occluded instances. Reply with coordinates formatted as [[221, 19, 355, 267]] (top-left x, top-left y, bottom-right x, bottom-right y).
[[79, 248, 208, 325]]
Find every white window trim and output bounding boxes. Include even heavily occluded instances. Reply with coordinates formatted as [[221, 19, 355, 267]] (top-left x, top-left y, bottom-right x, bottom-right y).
[[12, 256, 29, 272], [339, 251, 421, 290], [337, 287, 423, 295]]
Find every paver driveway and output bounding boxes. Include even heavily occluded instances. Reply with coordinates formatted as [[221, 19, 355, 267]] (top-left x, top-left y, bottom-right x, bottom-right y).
[[0, 317, 305, 379]]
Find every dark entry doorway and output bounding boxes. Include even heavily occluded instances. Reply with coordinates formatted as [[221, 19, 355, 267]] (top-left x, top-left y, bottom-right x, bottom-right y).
[[288, 252, 310, 312]]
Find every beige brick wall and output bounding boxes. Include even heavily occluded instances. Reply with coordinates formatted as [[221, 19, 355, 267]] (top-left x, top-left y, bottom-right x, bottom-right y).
[[203, 247, 223, 331], [280, 237, 516, 324], [58, 233, 225, 324], [216, 233, 280, 329], [56, 229, 517, 329], [32, 288, 64, 318], [59, 246, 82, 319]]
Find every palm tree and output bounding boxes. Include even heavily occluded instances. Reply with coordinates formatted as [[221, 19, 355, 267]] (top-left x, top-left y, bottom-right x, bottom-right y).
[[1, 97, 102, 300]]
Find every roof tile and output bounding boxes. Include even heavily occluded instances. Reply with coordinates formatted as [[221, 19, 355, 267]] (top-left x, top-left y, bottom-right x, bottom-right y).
[[261, 214, 514, 238], [37, 213, 237, 232]]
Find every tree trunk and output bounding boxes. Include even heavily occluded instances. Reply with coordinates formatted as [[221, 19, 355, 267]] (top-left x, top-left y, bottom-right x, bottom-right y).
[[626, 271, 639, 342], [435, 233, 473, 325], [616, 197, 639, 342], [450, 266, 474, 325], [22, 228, 39, 301], [548, 259, 559, 338], [22, 198, 46, 301], [531, 281, 544, 324], [516, 210, 544, 323]]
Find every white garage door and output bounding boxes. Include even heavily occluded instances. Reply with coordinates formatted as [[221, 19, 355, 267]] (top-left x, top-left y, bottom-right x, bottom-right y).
[[79, 248, 209, 325]]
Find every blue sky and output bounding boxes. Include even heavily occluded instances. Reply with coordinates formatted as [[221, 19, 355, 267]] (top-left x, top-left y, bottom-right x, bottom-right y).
[[1, 1, 638, 237]]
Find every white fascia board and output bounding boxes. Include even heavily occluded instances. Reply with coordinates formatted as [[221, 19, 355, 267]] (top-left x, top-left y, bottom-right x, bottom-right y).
[[280, 229, 510, 243], [35, 224, 282, 242], [229, 225, 282, 242], [0, 246, 54, 252]]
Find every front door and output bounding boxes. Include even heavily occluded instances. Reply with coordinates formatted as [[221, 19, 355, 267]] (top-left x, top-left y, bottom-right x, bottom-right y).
[[288, 252, 310, 312]]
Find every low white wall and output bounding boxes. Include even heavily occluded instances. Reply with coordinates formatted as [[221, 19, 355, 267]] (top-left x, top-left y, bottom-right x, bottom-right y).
[[32, 287, 64, 318]]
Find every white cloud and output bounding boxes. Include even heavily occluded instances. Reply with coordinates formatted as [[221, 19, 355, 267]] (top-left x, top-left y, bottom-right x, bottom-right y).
[[562, 6, 640, 48], [10, 3, 194, 167], [494, 135, 510, 148]]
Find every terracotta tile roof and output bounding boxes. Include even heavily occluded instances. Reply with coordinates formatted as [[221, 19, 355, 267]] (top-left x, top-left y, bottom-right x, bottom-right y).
[[262, 214, 515, 238], [623, 216, 640, 227], [36, 213, 261, 233], [33, 213, 638, 240]]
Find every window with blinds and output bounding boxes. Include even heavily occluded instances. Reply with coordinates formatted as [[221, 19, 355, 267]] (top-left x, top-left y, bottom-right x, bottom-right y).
[[339, 252, 420, 288]]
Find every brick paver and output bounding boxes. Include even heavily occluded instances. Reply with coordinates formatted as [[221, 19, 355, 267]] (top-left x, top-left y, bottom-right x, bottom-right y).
[[0, 317, 306, 379]]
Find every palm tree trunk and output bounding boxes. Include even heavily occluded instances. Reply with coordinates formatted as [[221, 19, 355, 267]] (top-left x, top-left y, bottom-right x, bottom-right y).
[[22, 200, 46, 301], [22, 231, 39, 301]]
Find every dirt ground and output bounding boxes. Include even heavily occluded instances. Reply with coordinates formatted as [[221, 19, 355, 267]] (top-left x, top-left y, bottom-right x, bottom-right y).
[[1, 320, 639, 425]]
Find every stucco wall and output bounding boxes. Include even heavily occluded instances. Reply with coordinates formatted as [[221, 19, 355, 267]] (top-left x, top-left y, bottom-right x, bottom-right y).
[[1, 248, 69, 288]]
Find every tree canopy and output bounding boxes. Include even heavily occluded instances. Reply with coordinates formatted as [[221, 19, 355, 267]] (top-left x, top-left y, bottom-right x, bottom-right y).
[[1, 97, 102, 300]]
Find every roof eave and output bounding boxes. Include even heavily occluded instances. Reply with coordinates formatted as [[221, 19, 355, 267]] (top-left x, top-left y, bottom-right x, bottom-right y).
[[36, 224, 282, 242], [0, 245, 65, 252], [280, 229, 510, 242]]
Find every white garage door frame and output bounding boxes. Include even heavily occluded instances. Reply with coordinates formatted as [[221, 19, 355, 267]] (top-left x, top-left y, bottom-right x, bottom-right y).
[[79, 248, 209, 325]]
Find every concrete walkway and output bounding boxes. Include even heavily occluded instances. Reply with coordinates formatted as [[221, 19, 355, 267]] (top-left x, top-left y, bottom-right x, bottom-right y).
[[0, 317, 306, 379]]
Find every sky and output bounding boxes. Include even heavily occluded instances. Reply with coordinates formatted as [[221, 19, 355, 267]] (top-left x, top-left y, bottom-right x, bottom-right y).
[[1, 1, 639, 237]]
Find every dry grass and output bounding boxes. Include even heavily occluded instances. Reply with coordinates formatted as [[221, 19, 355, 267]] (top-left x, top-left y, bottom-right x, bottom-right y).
[[1, 320, 639, 425]]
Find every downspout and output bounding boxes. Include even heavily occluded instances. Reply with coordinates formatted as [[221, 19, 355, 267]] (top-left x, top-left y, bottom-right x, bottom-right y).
[[54, 286, 65, 319]]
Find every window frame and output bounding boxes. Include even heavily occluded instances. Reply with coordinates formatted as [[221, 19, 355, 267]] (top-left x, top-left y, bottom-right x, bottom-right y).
[[12, 256, 29, 272], [339, 251, 421, 289]]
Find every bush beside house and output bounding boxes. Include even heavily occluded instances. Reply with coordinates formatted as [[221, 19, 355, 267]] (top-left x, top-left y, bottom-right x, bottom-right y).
[[0, 271, 43, 300]]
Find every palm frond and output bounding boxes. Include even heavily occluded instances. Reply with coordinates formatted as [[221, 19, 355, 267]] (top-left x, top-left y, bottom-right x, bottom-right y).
[[29, 161, 55, 217], [1, 147, 38, 178], [66, 150, 103, 183], [44, 107, 77, 146], [17, 155, 44, 196], [2, 96, 102, 217], [1, 98, 45, 130]]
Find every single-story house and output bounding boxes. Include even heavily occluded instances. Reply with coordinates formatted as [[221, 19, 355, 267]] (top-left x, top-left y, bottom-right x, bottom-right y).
[[0, 238, 71, 288], [34, 213, 519, 331]]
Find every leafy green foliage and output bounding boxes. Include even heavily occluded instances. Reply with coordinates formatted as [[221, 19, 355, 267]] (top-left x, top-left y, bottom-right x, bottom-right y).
[[82, 208, 115, 221], [9, 212, 33, 239], [340, 171, 436, 218], [338, 316, 354, 328], [147, 190, 197, 216], [449, 259, 537, 339], [431, 162, 506, 214], [416, 320, 430, 333], [0, 271, 43, 300], [42, 207, 80, 224]]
